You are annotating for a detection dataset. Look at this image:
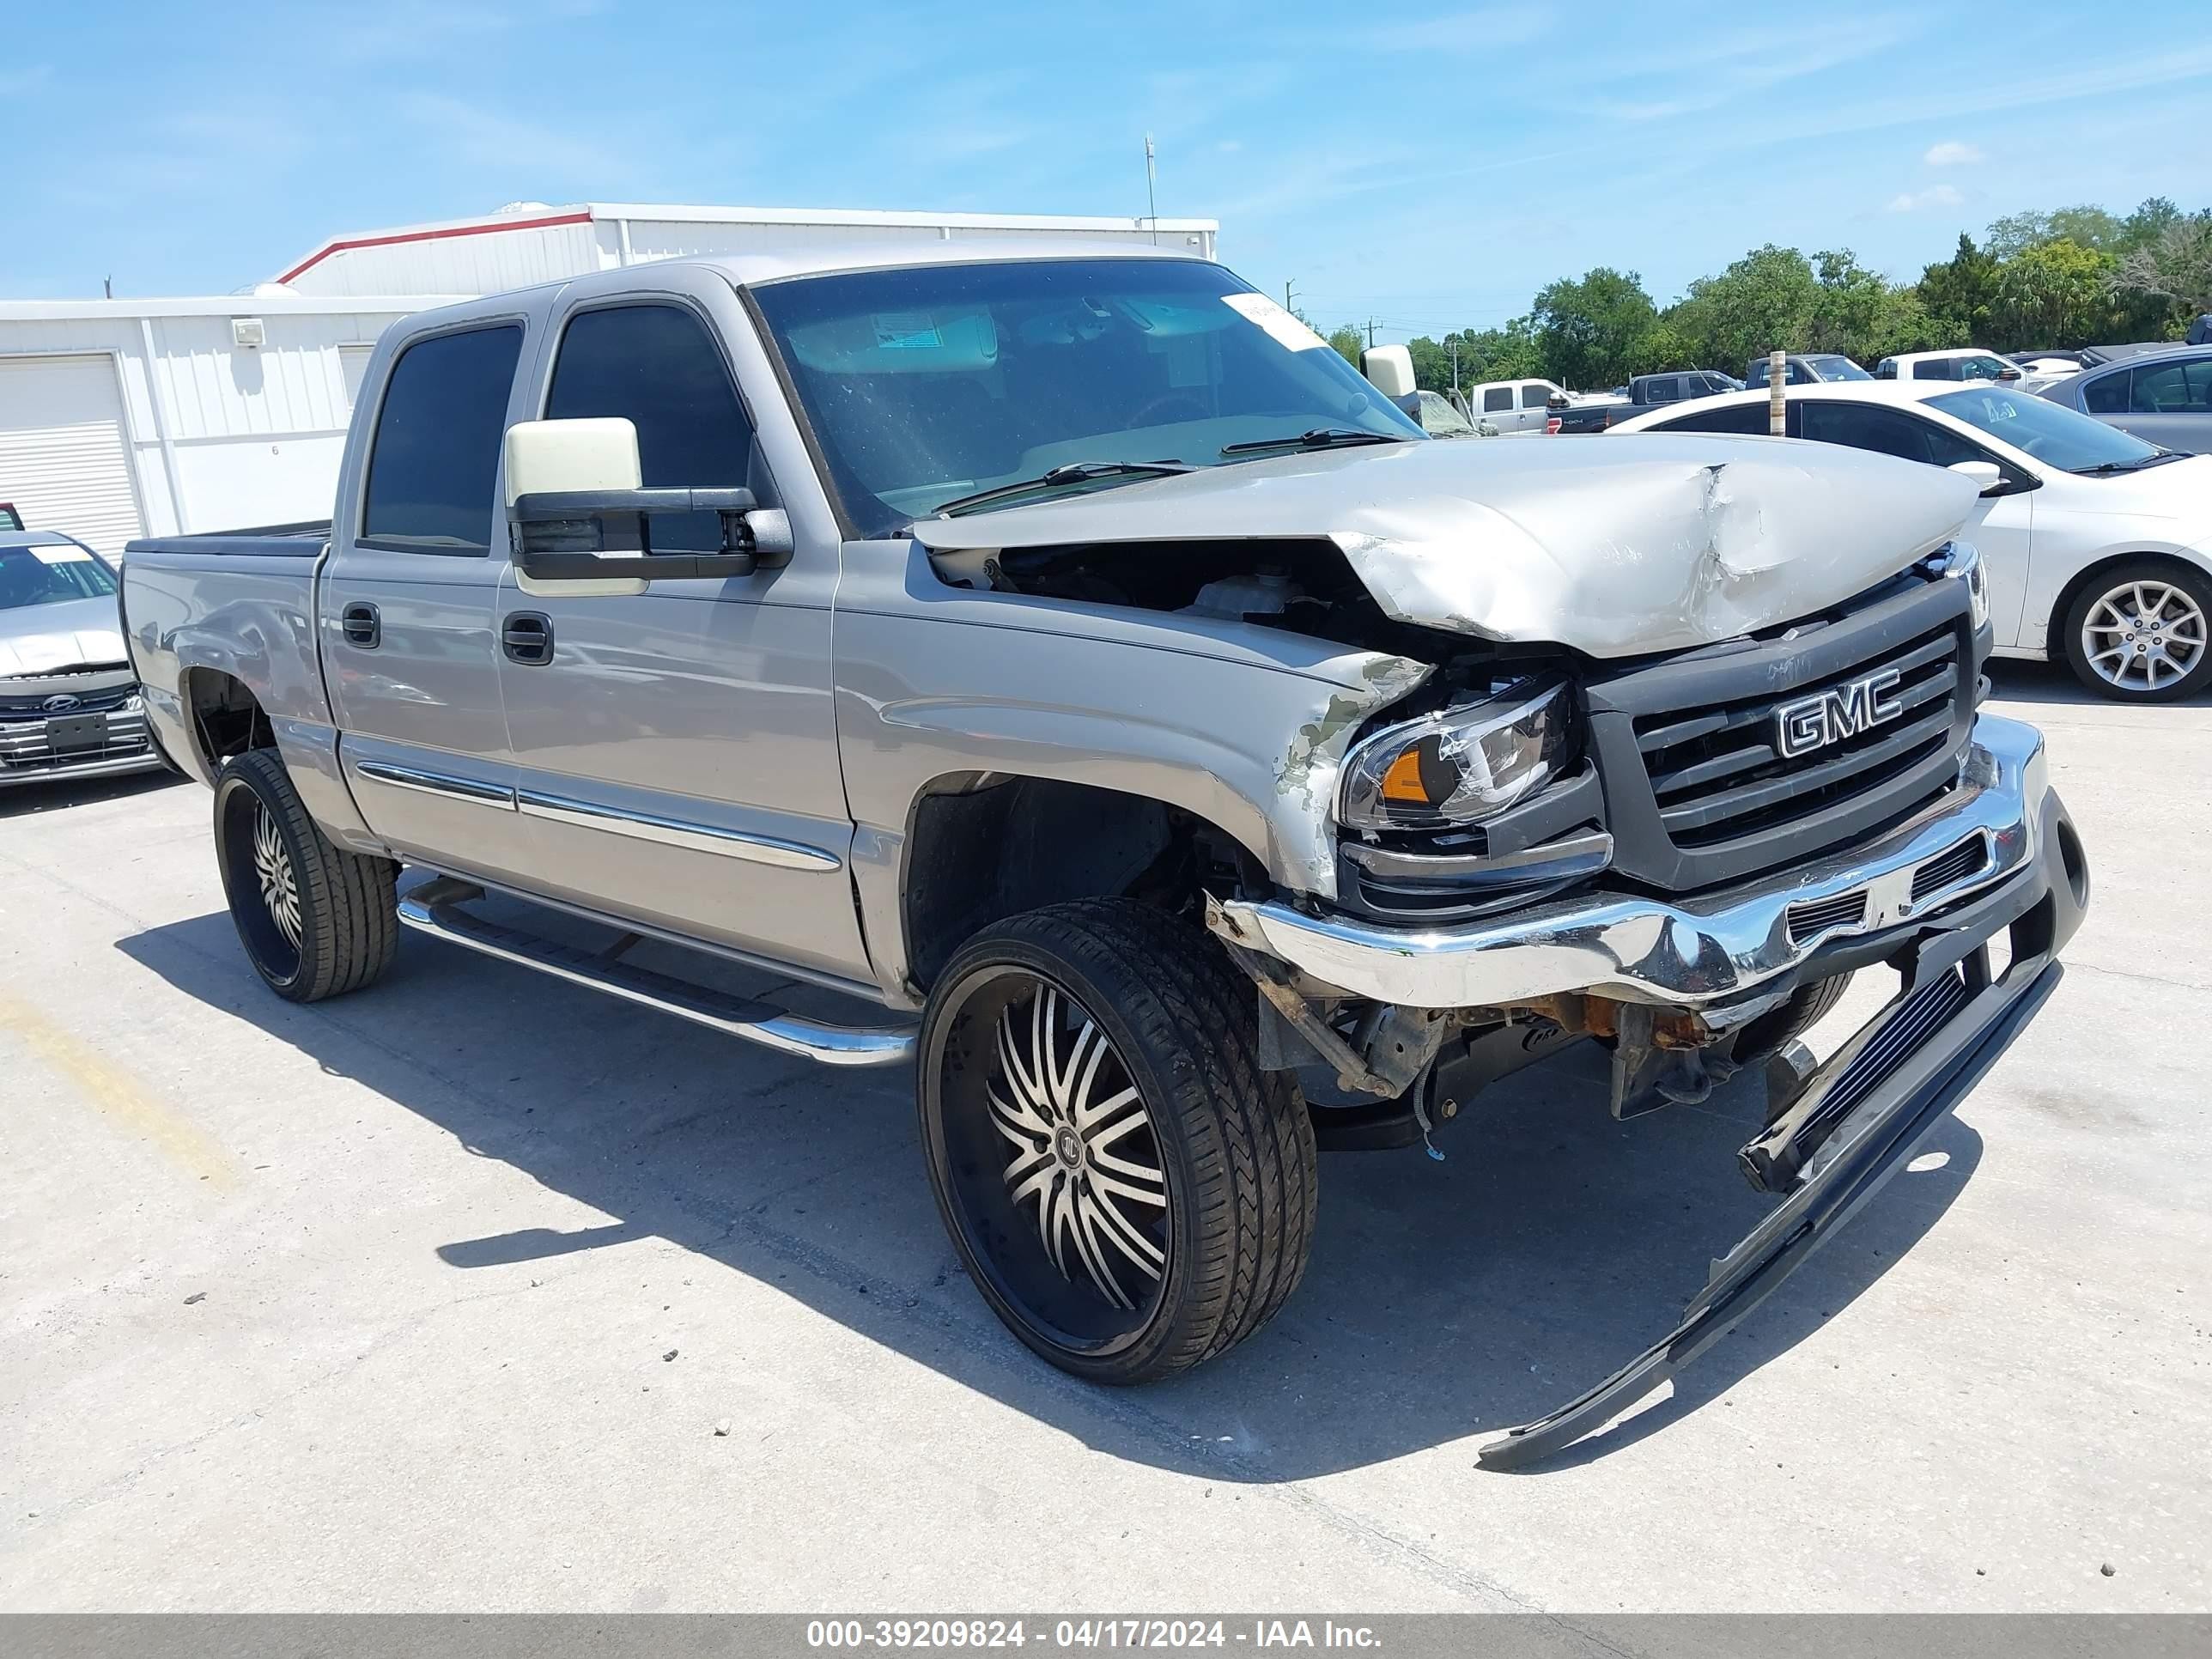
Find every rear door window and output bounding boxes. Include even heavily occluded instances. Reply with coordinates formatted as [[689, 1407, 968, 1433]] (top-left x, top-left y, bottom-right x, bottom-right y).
[[361, 325, 524, 554], [1911, 360, 1956, 380], [1483, 386, 1513, 413], [2129, 360, 2212, 414], [2081, 370, 2130, 414], [1799, 400, 1984, 466], [1657, 402, 1771, 434], [546, 303, 762, 550]]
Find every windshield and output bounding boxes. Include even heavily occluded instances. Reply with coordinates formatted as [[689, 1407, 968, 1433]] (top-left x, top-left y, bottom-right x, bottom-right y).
[[751, 258, 1425, 533], [1415, 391, 1477, 435], [0, 543, 116, 611], [1808, 356, 1873, 380], [1929, 386, 2163, 471]]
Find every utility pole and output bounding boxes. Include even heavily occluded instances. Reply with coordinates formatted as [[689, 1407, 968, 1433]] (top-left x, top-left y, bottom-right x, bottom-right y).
[[1449, 340, 1460, 403], [1283, 279, 1297, 315], [1366, 318, 1377, 349], [1143, 134, 1159, 246]]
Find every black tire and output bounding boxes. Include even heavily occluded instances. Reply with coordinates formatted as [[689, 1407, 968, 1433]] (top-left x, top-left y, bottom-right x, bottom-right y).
[[212, 747, 398, 1002], [917, 898, 1318, 1385], [2060, 560, 2212, 702]]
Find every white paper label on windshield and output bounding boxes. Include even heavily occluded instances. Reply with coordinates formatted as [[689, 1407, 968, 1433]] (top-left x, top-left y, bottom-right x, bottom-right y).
[[29, 544, 94, 564], [1222, 292, 1328, 352]]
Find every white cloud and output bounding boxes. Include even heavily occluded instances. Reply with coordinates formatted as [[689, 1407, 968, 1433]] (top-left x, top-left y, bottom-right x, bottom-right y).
[[1923, 140, 1984, 166], [1887, 184, 1964, 213]]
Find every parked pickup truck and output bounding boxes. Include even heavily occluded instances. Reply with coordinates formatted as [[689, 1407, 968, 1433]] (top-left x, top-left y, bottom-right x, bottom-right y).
[[122, 243, 2089, 1466], [1547, 370, 1744, 434]]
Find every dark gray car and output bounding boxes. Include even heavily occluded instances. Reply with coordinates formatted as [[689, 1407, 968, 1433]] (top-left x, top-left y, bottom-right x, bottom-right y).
[[2039, 343, 2212, 453], [0, 530, 165, 787]]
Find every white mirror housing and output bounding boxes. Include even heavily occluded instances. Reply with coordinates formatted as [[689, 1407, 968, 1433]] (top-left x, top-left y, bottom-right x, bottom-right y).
[[503, 417, 641, 507], [1947, 459, 2005, 495], [1361, 343, 1417, 399]]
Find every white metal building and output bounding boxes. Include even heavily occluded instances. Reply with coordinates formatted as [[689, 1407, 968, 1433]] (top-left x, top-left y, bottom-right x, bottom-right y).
[[274, 201, 1218, 297], [0, 204, 1218, 552]]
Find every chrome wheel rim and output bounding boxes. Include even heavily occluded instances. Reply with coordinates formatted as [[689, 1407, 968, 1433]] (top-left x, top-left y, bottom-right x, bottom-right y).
[[2081, 580, 2207, 691], [986, 984, 1166, 1311], [251, 801, 302, 948]]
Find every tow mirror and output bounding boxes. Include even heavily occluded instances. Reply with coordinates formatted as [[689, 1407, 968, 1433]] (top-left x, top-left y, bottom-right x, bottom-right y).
[[502, 417, 791, 581], [1947, 459, 2008, 496], [1360, 343, 1416, 399], [1997, 364, 2022, 380]]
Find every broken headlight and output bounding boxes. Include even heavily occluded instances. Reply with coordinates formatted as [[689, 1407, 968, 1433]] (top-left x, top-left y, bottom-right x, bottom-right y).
[[1927, 539, 1990, 630], [1339, 678, 1574, 831]]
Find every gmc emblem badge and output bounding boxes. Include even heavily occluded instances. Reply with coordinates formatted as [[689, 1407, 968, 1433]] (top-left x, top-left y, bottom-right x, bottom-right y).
[[1775, 668, 1905, 758]]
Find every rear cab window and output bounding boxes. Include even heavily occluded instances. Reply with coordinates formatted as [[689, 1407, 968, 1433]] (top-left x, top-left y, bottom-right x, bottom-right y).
[[359, 325, 525, 554]]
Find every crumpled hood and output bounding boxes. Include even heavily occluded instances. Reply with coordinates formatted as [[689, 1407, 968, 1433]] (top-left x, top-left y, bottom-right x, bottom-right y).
[[913, 434, 1978, 658], [0, 595, 130, 678]]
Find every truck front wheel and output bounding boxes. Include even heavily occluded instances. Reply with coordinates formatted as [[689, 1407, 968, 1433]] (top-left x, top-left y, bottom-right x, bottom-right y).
[[917, 899, 1317, 1384], [213, 748, 398, 1002]]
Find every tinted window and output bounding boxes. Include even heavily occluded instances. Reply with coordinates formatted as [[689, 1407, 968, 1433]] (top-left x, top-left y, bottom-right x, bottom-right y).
[[2081, 370, 2130, 414], [1658, 401, 1771, 434], [1519, 383, 1551, 409], [362, 325, 522, 552], [1799, 401, 1984, 466], [1875, 359, 1898, 379], [1911, 360, 1955, 380], [1483, 386, 1514, 412], [548, 304, 759, 550], [2129, 360, 2212, 414]]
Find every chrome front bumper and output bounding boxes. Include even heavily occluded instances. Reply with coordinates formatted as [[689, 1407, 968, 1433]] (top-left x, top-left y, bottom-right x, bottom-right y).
[[1212, 714, 2067, 1012]]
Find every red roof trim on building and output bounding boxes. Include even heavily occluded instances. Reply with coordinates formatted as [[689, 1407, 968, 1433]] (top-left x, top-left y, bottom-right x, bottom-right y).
[[277, 211, 595, 284]]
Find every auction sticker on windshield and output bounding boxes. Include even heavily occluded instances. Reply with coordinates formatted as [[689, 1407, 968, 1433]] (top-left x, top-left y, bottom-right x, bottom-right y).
[[1222, 292, 1327, 352], [30, 544, 94, 563]]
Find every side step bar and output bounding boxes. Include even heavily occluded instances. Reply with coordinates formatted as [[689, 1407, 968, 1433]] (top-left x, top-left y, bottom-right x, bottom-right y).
[[396, 878, 916, 1068]]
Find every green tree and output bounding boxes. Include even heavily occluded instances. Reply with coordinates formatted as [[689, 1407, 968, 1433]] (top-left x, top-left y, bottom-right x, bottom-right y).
[[1916, 233, 2001, 342], [2120, 196, 2184, 252], [1327, 324, 1364, 366], [1668, 245, 1824, 369], [1528, 267, 1661, 390], [2113, 210, 2212, 333], [1989, 239, 2117, 348]]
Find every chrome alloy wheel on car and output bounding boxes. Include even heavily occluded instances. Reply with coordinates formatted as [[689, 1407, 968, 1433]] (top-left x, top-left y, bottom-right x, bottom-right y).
[[2080, 578, 2208, 693], [251, 799, 304, 949], [985, 983, 1167, 1311]]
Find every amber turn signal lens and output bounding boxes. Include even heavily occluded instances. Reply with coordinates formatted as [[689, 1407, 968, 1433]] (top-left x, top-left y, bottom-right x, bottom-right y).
[[1379, 746, 1430, 804]]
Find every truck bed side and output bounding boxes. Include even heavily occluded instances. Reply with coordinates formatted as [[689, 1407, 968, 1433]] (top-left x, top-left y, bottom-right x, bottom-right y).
[[120, 524, 379, 849]]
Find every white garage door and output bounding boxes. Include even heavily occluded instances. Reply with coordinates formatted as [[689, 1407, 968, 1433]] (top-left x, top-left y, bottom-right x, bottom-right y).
[[0, 355, 145, 559]]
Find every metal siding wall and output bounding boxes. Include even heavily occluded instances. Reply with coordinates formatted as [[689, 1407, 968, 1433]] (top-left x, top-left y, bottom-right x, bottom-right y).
[[0, 307, 411, 538]]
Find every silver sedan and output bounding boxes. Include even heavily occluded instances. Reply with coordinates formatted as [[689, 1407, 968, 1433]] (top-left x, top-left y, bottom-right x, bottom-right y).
[[0, 530, 167, 788]]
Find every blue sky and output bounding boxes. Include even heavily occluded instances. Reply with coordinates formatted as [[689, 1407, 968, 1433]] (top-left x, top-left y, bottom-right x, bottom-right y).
[[8, 2, 2210, 342]]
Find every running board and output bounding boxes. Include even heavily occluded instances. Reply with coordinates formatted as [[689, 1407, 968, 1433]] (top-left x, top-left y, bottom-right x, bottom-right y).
[[395, 878, 916, 1067]]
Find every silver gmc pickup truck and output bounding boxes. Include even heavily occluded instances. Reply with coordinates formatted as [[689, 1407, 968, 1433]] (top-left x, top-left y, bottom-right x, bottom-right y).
[[121, 242, 2090, 1466]]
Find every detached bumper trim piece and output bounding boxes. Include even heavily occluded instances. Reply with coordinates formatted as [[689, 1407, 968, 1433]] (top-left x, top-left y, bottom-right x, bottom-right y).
[[1477, 953, 2062, 1470], [1212, 714, 2051, 1012]]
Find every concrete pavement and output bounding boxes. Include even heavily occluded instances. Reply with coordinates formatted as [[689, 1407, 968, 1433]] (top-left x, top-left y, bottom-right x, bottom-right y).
[[3, 661, 2207, 1612]]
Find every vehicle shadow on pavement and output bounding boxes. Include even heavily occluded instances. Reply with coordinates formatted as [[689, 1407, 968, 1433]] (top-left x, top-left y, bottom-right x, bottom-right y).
[[0, 770, 184, 821], [1984, 659, 2118, 708], [118, 905, 1979, 1482]]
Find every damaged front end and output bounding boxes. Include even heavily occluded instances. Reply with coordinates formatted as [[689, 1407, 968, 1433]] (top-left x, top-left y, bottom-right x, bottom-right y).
[[1208, 711, 2089, 1466]]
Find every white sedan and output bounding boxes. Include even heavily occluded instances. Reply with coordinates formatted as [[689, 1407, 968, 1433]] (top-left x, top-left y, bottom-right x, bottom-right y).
[[1610, 380, 2212, 701]]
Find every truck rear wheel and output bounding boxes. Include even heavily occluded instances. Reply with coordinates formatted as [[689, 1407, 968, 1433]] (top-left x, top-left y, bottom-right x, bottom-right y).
[[213, 748, 398, 1002], [917, 899, 1317, 1384]]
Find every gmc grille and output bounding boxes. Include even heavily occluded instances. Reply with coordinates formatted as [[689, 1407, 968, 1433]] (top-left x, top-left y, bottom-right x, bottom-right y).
[[1586, 576, 1978, 892]]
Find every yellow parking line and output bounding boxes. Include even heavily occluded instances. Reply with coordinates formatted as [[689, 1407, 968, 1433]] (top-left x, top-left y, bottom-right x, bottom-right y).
[[0, 991, 236, 1188]]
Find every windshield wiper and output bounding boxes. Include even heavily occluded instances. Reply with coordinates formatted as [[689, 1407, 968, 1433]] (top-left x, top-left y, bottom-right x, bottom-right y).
[[2070, 451, 2185, 476], [931, 460, 1193, 518], [1219, 428, 1414, 457]]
